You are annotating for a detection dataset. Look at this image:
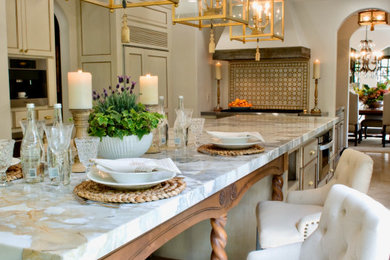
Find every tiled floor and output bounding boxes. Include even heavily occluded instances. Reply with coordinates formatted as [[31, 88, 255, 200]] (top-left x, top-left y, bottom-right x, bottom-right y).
[[348, 138, 390, 209]]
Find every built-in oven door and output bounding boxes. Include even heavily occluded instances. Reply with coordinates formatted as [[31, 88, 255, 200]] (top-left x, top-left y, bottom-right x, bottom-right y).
[[317, 140, 334, 186]]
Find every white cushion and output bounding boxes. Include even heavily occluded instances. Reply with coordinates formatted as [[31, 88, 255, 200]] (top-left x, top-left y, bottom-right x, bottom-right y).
[[247, 242, 301, 260], [256, 201, 323, 248]]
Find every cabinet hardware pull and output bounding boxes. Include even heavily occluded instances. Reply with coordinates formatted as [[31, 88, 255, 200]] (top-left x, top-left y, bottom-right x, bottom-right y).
[[24, 49, 29, 53], [308, 181, 314, 186], [329, 169, 334, 173], [19, 49, 24, 53], [44, 116, 52, 120], [309, 150, 316, 155], [21, 118, 27, 121]]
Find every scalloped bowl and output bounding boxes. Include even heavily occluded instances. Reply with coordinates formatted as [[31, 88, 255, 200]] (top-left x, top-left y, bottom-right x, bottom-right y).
[[98, 133, 153, 159]]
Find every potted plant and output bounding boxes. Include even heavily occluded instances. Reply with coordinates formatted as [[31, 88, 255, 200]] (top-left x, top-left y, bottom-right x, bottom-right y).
[[88, 76, 163, 159]]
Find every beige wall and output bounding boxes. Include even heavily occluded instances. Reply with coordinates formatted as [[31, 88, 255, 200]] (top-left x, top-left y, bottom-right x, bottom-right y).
[[0, 0, 12, 139]]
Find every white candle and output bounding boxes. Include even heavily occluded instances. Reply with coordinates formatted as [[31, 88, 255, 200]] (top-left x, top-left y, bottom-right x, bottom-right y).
[[216, 62, 222, 80], [139, 74, 158, 105], [313, 59, 320, 79], [68, 70, 92, 109]]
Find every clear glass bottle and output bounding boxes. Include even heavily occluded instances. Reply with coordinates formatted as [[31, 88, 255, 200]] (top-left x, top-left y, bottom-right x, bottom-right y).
[[21, 103, 44, 183], [157, 96, 169, 148], [47, 103, 62, 185], [173, 96, 186, 149], [47, 103, 73, 186]]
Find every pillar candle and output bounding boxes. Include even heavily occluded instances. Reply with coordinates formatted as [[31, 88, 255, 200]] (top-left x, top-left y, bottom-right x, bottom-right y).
[[139, 74, 158, 105], [216, 62, 222, 80], [313, 59, 320, 79], [68, 70, 92, 109]]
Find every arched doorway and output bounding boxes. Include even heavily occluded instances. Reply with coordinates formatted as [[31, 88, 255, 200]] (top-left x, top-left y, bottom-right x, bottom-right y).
[[336, 9, 390, 148]]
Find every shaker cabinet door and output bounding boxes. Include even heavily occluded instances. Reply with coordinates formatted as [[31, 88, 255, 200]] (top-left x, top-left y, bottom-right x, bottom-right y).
[[6, 0, 54, 57]]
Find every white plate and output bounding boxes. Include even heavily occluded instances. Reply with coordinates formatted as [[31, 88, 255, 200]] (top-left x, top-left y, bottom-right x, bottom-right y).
[[211, 141, 262, 150], [87, 168, 176, 190], [11, 158, 20, 166], [207, 131, 250, 144]]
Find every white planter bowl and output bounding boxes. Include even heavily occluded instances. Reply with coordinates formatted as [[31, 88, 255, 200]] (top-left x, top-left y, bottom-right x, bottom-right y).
[[98, 133, 153, 159]]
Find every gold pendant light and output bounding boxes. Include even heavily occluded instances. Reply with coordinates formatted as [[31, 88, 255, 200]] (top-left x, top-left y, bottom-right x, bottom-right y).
[[81, 0, 179, 13], [230, 0, 284, 60], [358, 9, 388, 31], [172, 0, 249, 29]]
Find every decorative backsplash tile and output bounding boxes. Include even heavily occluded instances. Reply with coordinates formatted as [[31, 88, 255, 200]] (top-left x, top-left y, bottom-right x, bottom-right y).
[[229, 61, 310, 110]]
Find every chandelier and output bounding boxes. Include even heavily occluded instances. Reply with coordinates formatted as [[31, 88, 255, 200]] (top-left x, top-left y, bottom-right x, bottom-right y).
[[229, 0, 284, 61], [80, 0, 178, 11], [350, 26, 383, 74], [358, 9, 388, 31]]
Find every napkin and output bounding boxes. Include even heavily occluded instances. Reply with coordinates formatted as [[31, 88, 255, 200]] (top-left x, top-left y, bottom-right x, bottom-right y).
[[92, 158, 181, 174], [207, 131, 265, 142]]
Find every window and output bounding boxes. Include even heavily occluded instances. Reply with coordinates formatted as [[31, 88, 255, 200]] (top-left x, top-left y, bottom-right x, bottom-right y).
[[376, 57, 390, 83]]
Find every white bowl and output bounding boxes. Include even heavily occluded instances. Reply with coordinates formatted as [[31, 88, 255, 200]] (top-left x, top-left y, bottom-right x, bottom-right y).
[[96, 165, 175, 184], [218, 136, 250, 144], [98, 133, 153, 159]]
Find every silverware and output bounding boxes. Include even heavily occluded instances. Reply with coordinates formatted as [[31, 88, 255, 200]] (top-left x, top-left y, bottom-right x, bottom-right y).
[[73, 194, 120, 209]]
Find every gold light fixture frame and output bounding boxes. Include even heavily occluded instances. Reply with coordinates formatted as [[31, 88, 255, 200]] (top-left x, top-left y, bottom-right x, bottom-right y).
[[229, 0, 284, 43], [81, 0, 179, 12], [172, 0, 249, 29], [358, 9, 388, 31]]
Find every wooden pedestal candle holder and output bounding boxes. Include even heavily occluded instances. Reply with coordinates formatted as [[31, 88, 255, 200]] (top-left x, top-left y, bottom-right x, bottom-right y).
[[70, 109, 91, 173]]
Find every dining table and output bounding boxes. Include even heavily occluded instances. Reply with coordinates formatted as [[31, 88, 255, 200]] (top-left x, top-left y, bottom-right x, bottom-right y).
[[0, 114, 339, 260], [359, 107, 383, 116]]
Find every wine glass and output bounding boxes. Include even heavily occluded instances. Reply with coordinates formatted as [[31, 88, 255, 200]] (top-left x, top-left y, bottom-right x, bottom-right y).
[[183, 109, 193, 146], [45, 124, 74, 182], [0, 139, 16, 187], [75, 137, 100, 174], [190, 118, 205, 147]]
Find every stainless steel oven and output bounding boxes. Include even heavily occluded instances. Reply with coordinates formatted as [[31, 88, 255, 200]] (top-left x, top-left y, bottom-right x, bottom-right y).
[[317, 129, 333, 185]]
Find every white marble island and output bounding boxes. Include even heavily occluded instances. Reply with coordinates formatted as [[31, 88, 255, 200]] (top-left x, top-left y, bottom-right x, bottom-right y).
[[0, 114, 338, 260]]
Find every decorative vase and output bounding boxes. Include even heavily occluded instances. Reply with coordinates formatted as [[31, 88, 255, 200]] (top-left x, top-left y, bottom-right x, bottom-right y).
[[366, 100, 383, 109], [98, 133, 153, 159]]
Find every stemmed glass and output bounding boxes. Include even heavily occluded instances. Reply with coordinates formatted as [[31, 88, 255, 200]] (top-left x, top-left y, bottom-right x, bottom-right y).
[[190, 118, 205, 147], [45, 124, 74, 182], [75, 137, 100, 174], [183, 109, 193, 146], [0, 139, 16, 187]]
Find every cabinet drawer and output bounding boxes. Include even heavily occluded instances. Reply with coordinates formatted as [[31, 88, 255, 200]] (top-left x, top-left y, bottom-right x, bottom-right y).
[[303, 139, 318, 166], [13, 111, 28, 128], [37, 109, 54, 125], [302, 159, 317, 190]]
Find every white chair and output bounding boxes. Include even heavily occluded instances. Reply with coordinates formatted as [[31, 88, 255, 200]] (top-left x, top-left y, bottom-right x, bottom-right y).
[[348, 91, 362, 146], [382, 92, 390, 147], [256, 149, 373, 249], [248, 184, 390, 260]]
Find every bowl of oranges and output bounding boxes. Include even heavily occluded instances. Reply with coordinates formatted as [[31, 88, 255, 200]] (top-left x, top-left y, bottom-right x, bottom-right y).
[[228, 98, 252, 111]]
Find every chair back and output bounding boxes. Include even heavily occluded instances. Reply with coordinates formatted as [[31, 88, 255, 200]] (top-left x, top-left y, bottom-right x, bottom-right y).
[[349, 91, 359, 125], [383, 92, 390, 126], [300, 184, 390, 260], [328, 149, 373, 194]]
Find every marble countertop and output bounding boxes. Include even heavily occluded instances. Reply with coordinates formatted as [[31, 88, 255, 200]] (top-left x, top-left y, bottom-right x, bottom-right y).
[[0, 114, 338, 260]]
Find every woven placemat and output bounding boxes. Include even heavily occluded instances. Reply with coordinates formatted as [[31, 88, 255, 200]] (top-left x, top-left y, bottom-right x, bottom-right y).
[[74, 177, 186, 204], [197, 144, 265, 156], [6, 164, 23, 181]]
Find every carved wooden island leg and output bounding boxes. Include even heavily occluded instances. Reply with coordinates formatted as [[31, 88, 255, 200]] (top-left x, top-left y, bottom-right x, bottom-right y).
[[210, 214, 228, 260], [272, 174, 284, 201]]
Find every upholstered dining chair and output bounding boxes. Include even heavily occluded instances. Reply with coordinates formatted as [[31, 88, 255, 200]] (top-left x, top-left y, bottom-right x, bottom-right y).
[[382, 92, 390, 147], [348, 91, 362, 146], [256, 149, 373, 249], [248, 184, 390, 260]]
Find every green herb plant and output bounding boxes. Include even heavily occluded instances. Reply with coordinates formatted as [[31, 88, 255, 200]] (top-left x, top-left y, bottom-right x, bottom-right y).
[[88, 76, 163, 140]]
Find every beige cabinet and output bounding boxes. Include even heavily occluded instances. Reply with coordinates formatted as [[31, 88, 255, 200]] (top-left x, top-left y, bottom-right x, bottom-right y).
[[11, 107, 54, 131], [299, 139, 318, 190], [6, 0, 54, 57]]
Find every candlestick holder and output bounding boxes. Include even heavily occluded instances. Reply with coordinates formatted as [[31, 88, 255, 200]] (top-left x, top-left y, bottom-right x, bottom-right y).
[[311, 78, 321, 114], [144, 105, 161, 154], [70, 109, 91, 172], [214, 79, 222, 112]]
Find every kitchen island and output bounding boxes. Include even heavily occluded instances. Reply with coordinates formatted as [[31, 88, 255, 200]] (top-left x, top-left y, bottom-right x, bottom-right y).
[[0, 114, 338, 260]]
